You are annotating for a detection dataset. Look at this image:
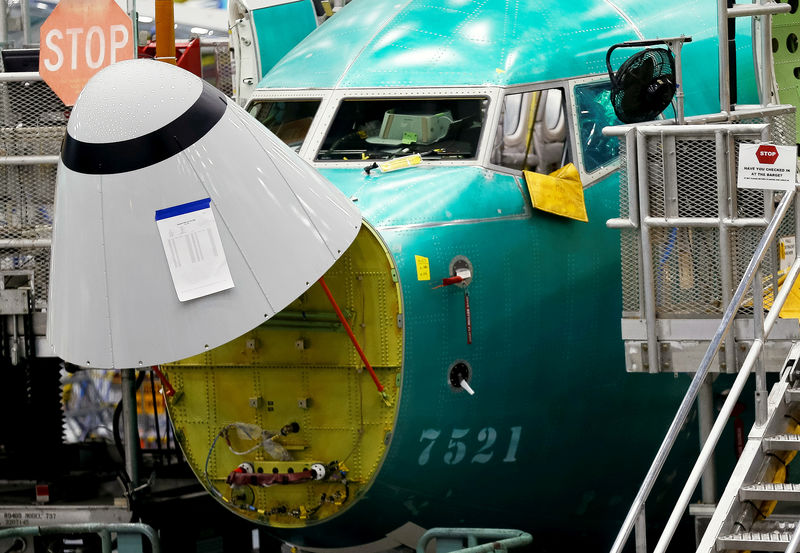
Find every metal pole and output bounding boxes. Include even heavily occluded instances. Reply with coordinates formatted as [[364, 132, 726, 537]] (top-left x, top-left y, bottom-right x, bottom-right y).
[[754, 266, 767, 425], [634, 508, 647, 553], [716, 130, 736, 372], [20, 0, 29, 47], [642, 216, 768, 227], [637, 131, 659, 373], [718, 0, 731, 112], [121, 369, 140, 488], [672, 40, 686, 124], [0, 0, 8, 49], [759, 4, 773, 106], [155, 0, 176, 64], [784, 521, 800, 553], [697, 378, 717, 503], [127, 0, 139, 54]]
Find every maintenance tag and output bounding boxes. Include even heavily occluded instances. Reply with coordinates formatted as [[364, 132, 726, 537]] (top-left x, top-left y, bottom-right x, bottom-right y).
[[155, 198, 234, 302]]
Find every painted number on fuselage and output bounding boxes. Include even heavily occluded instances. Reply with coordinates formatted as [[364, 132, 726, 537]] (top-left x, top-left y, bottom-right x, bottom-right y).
[[417, 426, 522, 466]]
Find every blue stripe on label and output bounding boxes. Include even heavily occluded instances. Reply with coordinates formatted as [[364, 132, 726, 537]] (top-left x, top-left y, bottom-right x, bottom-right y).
[[155, 198, 211, 221]]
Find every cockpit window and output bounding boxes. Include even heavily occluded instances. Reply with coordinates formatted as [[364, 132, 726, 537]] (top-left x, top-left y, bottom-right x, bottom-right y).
[[316, 98, 487, 161], [248, 100, 321, 151], [573, 81, 621, 173]]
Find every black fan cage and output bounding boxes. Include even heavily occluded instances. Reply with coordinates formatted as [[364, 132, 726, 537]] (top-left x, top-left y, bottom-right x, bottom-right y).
[[610, 48, 676, 124]]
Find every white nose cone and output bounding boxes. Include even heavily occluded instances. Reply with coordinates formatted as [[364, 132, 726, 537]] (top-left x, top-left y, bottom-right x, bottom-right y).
[[47, 59, 361, 369]]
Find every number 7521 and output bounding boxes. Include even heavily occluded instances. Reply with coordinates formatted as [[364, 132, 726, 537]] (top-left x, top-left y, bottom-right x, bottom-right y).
[[417, 426, 522, 466]]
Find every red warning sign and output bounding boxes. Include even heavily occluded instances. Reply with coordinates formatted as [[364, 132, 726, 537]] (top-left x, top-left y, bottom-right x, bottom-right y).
[[756, 144, 779, 165], [39, 0, 134, 106]]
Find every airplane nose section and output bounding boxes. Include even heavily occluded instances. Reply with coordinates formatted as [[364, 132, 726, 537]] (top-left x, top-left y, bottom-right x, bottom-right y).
[[47, 59, 362, 369]]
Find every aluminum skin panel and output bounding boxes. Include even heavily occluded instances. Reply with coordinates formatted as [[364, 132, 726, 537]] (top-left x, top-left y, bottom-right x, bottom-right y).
[[257, 0, 758, 112], [319, 166, 527, 228], [251, 1, 317, 77]]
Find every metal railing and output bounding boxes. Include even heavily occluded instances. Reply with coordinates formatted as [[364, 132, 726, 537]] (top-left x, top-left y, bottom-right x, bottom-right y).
[[0, 522, 160, 553], [607, 104, 797, 374], [416, 528, 532, 553], [610, 183, 800, 553]]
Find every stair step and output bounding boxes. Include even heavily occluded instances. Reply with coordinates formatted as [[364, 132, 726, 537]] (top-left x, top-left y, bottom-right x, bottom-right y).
[[785, 388, 800, 403], [718, 520, 798, 551], [764, 434, 800, 451], [740, 483, 800, 501], [717, 531, 794, 551]]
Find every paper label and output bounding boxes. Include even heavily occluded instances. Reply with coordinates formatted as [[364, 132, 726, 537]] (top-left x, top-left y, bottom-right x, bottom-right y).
[[780, 236, 796, 273], [155, 198, 234, 302], [737, 143, 797, 191], [415, 255, 430, 281]]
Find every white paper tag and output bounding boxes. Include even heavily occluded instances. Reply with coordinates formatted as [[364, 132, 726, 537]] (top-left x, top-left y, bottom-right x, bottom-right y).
[[737, 143, 797, 191], [780, 236, 796, 273], [155, 198, 234, 302]]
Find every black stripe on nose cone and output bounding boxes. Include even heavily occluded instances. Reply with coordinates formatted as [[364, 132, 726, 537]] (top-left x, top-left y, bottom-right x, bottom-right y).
[[62, 80, 229, 175]]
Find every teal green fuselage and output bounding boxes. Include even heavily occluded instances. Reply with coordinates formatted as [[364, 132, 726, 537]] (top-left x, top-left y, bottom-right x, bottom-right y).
[[251, 0, 761, 547]]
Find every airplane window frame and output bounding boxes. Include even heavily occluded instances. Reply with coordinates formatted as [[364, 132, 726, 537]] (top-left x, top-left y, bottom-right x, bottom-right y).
[[487, 84, 574, 177], [568, 75, 622, 186], [244, 89, 330, 159], [298, 87, 498, 168], [313, 95, 491, 163], [247, 98, 324, 153]]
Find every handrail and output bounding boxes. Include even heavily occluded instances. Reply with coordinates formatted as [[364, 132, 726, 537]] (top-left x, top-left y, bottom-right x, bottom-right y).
[[655, 252, 800, 553], [610, 184, 798, 553], [785, 522, 800, 553], [416, 528, 532, 553], [0, 522, 160, 553]]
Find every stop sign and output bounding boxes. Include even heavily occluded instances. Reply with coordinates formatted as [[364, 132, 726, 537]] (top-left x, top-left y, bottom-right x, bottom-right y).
[[756, 144, 779, 164], [39, 0, 133, 106]]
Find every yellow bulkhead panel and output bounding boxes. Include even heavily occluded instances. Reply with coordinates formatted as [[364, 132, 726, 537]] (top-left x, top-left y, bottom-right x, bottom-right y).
[[163, 224, 403, 527]]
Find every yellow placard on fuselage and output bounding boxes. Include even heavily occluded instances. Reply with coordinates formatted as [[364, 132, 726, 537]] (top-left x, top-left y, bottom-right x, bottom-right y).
[[415, 255, 430, 281]]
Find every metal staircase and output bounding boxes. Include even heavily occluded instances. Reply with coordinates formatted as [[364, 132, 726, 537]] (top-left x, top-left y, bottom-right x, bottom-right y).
[[604, 2, 800, 553], [697, 343, 800, 552]]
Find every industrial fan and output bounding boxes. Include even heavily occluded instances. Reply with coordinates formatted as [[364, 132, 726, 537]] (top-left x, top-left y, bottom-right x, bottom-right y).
[[606, 44, 677, 124]]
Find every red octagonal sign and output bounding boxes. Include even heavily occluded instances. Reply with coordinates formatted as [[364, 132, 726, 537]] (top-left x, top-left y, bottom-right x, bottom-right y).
[[756, 144, 779, 165], [39, 0, 133, 106]]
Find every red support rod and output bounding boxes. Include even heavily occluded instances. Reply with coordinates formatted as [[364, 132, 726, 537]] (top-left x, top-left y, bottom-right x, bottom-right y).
[[318, 276, 384, 393], [151, 365, 175, 397]]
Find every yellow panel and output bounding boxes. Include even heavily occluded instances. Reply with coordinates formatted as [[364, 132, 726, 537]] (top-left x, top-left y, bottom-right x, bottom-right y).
[[163, 223, 403, 528]]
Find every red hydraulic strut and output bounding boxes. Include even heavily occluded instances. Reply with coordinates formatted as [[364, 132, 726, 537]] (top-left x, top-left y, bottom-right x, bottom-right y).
[[318, 276, 385, 395], [151, 365, 175, 397]]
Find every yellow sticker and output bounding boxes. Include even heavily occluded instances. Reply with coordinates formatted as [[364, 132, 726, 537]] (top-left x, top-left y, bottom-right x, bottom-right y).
[[378, 154, 422, 173], [415, 255, 430, 281]]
